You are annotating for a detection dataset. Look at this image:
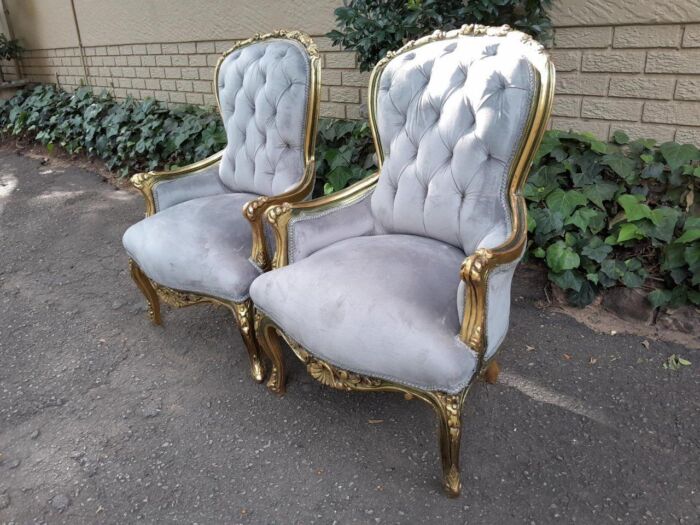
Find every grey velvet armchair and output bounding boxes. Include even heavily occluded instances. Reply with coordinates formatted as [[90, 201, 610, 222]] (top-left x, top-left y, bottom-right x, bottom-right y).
[[251, 25, 554, 496], [122, 31, 320, 383]]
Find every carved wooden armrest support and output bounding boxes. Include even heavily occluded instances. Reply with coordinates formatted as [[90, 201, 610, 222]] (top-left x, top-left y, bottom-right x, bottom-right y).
[[458, 196, 528, 365], [130, 150, 224, 216], [242, 163, 317, 270]]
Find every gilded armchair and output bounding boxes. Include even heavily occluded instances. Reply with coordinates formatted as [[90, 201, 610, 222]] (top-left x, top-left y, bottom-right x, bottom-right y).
[[122, 31, 320, 383], [250, 25, 554, 496]]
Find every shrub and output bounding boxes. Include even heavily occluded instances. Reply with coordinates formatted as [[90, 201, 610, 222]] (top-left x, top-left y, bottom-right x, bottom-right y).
[[2, 85, 697, 311], [304, 123, 700, 311], [328, 0, 552, 71], [0, 84, 226, 176], [0, 33, 23, 61], [314, 117, 377, 196], [527, 130, 699, 308]]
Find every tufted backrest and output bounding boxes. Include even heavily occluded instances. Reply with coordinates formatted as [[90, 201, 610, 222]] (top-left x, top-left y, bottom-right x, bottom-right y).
[[370, 29, 539, 255], [216, 38, 312, 196]]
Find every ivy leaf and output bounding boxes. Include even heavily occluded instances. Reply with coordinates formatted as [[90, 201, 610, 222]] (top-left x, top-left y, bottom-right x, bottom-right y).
[[582, 181, 618, 209], [566, 207, 606, 234], [612, 130, 629, 145], [603, 153, 637, 183], [617, 194, 652, 221], [548, 269, 583, 291], [621, 271, 644, 288], [567, 280, 597, 306], [648, 207, 680, 243], [546, 241, 580, 272], [601, 259, 626, 280], [532, 246, 546, 258], [546, 189, 587, 218], [581, 236, 612, 263], [685, 244, 700, 267], [648, 289, 672, 309], [676, 229, 700, 243], [659, 142, 699, 172], [617, 223, 645, 242]]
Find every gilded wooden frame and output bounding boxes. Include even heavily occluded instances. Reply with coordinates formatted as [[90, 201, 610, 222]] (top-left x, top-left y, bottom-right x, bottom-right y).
[[256, 25, 555, 496], [128, 30, 321, 383]]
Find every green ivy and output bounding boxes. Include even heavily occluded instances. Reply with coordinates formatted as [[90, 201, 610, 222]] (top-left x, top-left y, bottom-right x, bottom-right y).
[[328, 0, 552, 72], [527, 130, 699, 308], [308, 121, 700, 311], [0, 84, 226, 176], [314, 117, 377, 197], [2, 85, 697, 311]]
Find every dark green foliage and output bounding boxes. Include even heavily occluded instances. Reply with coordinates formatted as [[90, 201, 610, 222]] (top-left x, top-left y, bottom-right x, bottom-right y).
[[328, 0, 552, 71], [0, 33, 23, 61], [313, 117, 377, 197], [527, 130, 699, 308], [0, 84, 226, 176], [2, 84, 697, 311]]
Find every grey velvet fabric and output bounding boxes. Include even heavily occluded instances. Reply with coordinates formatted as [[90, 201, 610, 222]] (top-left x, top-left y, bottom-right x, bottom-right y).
[[251, 234, 478, 393], [123, 193, 261, 302], [217, 39, 311, 196], [288, 190, 376, 263], [152, 162, 229, 212], [371, 36, 535, 255]]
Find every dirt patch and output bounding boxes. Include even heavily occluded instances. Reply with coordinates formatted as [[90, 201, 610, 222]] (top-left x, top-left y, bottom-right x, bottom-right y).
[[533, 268, 700, 350], [0, 139, 134, 191]]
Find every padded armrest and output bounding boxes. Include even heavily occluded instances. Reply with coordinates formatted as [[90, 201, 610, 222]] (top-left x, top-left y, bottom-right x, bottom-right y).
[[288, 189, 375, 263], [265, 173, 379, 268], [131, 150, 224, 216], [457, 255, 520, 359], [152, 162, 229, 213], [458, 195, 528, 366]]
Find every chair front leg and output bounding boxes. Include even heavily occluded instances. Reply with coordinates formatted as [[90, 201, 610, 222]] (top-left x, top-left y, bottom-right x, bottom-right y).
[[128, 259, 161, 325], [231, 299, 266, 383], [430, 390, 468, 497], [254, 311, 287, 395]]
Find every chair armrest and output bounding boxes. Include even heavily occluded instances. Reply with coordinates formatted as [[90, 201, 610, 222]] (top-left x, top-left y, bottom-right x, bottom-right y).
[[131, 150, 225, 216], [242, 162, 318, 270], [458, 194, 527, 367], [265, 173, 380, 269]]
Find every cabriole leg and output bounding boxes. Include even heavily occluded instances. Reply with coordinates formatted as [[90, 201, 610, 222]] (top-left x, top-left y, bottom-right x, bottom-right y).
[[128, 259, 161, 325], [432, 391, 466, 497], [231, 300, 266, 383], [255, 312, 287, 395], [482, 360, 500, 384]]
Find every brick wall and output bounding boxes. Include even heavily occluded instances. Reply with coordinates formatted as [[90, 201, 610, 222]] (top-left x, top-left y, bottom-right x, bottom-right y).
[[5, 24, 700, 144], [549, 23, 700, 144], [4, 36, 369, 120]]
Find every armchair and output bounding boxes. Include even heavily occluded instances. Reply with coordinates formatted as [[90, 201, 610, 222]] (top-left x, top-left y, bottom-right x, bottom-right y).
[[122, 31, 320, 383], [250, 25, 554, 496]]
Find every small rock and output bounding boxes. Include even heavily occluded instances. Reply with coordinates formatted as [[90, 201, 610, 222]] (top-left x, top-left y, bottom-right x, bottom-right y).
[[8, 458, 21, 469], [30, 429, 40, 440], [141, 405, 160, 418], [50, 494, 71, 512], [111, 300, 124, 310], [69, 451, 85, 460], [0, 493, 10, 510]]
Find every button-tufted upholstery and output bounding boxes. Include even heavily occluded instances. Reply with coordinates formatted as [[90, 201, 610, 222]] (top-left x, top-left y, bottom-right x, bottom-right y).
[[251, 30, 544, 394], [371, 36, 535, 255], [217, 39, 311, 196], [123, 35, 316, 307]]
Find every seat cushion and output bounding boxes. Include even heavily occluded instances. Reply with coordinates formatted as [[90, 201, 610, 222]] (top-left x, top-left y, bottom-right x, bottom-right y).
[[123, 193, 262, 303], [250, 234, 478, 393]]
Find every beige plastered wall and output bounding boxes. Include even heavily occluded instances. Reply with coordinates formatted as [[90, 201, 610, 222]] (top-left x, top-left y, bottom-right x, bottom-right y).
[[2, 0, 699, 143]]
